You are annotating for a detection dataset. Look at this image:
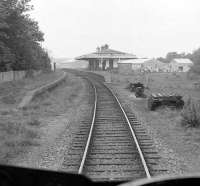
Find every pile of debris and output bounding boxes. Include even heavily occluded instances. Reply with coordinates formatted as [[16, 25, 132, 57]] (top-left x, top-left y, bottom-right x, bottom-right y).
[[147, 93, 184, 111], [126, 82, 146, 98]]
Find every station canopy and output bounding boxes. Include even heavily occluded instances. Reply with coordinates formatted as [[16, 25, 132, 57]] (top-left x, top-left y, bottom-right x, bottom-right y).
[[76, 45, 137, 60]]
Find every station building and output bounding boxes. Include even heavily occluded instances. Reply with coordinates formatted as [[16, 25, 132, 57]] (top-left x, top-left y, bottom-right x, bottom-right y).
[[75, 44, 137, 71]]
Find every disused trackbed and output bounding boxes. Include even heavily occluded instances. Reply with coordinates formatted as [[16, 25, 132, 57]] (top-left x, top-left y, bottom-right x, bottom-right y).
[[62, 70, 166, 182]]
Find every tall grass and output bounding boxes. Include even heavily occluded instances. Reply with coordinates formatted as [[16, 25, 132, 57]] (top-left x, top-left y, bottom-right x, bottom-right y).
[[181, 98, 200, 127]]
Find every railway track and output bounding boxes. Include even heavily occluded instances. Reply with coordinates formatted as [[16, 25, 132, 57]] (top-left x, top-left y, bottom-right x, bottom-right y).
[[62, 70, 167, 182]]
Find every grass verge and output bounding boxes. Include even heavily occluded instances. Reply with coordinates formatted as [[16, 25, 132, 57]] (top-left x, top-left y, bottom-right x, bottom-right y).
[[0, 70, 79, 164], [181, 98, 200, 127]]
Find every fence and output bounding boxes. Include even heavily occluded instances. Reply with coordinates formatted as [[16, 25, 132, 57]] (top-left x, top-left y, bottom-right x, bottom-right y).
[[0, 70, 41, 83]]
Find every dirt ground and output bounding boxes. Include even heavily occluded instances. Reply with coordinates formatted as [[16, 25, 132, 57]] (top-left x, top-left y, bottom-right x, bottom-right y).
[[0, 71, 63, 164], [1, 69, 200, 176], [9, 72, 91, 171], [0, 71, 91, 170], [94, 71, 200, 175]]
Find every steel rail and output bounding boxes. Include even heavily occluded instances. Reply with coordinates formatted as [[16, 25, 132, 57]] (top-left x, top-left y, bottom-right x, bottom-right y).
[[78, 80, 97, 174], [103, 83, 151, 179], [77, 73, 151, 179]]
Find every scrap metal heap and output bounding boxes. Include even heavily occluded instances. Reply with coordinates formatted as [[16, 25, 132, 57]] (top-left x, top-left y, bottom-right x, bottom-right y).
[[126, 82, 146, 97], [147, 93, 184, 111]]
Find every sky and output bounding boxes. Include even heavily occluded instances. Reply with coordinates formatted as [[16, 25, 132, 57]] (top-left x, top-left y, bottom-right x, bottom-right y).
[[30, 0, 200, 58]]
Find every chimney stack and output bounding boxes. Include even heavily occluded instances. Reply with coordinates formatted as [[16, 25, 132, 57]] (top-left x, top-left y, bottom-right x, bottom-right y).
[[96, 46, 100, 52], [104, 44, 109, 49]]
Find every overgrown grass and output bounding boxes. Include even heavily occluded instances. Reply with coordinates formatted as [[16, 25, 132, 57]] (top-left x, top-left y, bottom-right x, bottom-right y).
[[0, 71, 72, 163], [181, 98, 200, 127], [27, 118, 41, 126], [0, 70, 63, 108], [27, 76, 83, 116], [1, 94, 16, 104], [0, 115, 41, 164]]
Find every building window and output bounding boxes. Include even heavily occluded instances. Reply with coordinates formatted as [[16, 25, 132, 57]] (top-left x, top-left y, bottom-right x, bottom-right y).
[[178, 66, 183, 72]]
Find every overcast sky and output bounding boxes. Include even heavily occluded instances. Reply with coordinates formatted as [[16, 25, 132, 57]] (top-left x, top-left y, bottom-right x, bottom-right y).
[[30, 0, 200, 58]]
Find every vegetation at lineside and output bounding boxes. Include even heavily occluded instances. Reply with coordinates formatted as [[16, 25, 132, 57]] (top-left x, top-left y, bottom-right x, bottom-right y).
[[0, 0, 51, 72], [181, 98, 200, 128]]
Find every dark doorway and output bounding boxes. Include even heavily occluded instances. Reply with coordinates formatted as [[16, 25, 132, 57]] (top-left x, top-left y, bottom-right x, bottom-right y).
[[109, 59, 114, 69], [102, 60, 106, 71]]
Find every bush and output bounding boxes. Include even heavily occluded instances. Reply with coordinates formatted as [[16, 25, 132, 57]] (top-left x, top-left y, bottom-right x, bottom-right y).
[[181, 98, 200, 127]]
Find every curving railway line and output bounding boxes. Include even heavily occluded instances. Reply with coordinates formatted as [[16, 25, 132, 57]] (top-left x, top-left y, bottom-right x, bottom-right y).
[[62, 70, 166, 182]]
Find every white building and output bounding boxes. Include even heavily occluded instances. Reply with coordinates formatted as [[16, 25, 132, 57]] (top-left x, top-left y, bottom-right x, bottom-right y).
[[169, 58, 193, 72], [76, 45, 137, 71], [118, 58, 148, 74], [118, 58, 193, 73], [142, 58, 168, 72]]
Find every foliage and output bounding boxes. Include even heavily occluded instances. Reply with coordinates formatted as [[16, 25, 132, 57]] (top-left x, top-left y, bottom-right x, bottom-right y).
[[181, 98, 200, 127], [157, 52, 188, 63], [190, 48, 200, 65], [0, 0, 51, 72], [188, 48, 200, 74]]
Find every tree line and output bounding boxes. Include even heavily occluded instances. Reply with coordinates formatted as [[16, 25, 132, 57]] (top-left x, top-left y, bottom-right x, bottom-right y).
[[0, 0, 51, 72], [157, 48, 200, 74]]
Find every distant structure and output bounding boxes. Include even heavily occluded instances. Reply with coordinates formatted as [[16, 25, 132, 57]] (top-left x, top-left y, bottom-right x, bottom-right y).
[[169, 58, 193, 72], [118, 58, 194, 73], [142, 58, 169, 72], [118, 58, 148, 74], [118, 58, 168, 73], [76, 44, 137, 71]]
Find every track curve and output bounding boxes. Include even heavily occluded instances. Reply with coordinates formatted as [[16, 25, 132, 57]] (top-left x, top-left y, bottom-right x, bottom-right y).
[[79, 78, 151, 181], [61, 70, 167, 182]]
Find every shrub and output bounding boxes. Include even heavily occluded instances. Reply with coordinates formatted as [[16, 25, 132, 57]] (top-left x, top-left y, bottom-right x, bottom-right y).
[[181, 98, 200, 127]]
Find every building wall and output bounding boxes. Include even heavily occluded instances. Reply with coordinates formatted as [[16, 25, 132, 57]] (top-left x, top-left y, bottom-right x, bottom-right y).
[[143, 60, 158, 72], [118, 63, 132, 74], [87, 59, 119, 71], [169, 61, 192, 72], [118, 59, 193, 73], [132, 64, 143, 70], [142, 60, 169, 72]]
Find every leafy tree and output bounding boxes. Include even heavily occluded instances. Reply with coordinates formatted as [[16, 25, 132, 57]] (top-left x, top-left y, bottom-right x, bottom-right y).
[[157, 51, 188, 63], [190, 48, 200, 65], [0, 0, 15, 71], [188, 48, 200, 74], [0, 0, 51, 72]]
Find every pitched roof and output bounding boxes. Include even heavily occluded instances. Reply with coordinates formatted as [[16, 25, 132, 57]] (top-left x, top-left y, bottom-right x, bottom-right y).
[[76, 48, 137, 60], [144, 58, 167, 65], [173, 58, 193, 64]]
